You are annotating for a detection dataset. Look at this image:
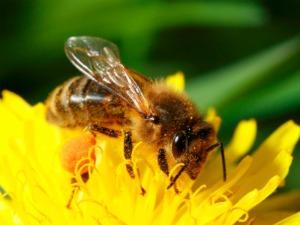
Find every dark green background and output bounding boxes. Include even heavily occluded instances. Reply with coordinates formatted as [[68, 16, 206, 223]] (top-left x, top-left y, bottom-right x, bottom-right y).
[[1, 0, 299, 191]]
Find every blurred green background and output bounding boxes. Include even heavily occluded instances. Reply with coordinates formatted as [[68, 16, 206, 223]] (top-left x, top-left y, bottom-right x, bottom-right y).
[[0, 0, 299, 191]]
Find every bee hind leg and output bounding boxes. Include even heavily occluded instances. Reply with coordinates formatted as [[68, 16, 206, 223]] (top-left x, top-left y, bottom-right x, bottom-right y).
[[124, 131, 146, 195]]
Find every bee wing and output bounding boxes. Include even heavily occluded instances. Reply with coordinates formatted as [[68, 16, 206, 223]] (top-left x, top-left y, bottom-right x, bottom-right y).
[[65, 36, 151, 115]]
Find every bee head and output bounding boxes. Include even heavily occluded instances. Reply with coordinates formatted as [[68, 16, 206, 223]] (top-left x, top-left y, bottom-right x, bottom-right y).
[[171, 122, 217, 179]]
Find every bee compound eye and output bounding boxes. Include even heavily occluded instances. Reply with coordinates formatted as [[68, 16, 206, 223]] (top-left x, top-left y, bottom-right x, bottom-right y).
[[172, 131, 188, 157]]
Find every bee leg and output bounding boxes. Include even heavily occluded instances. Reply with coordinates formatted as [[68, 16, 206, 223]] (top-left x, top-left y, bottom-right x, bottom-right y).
[[66, 183, 78, 209], [88, 124, 121, 138], [158, 148, 169, 176], [124, 131, 146, 195], [157, 149, 181, 193], [66, 172, 89, 208], [173, 184, 181, 194], [124, 131, 134, 177], [167, 165, 186, 194]]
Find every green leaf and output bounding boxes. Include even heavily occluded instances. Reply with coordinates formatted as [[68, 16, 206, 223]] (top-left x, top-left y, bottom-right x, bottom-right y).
[[187, 37, 300, 110], [220, 71, 300, 121]]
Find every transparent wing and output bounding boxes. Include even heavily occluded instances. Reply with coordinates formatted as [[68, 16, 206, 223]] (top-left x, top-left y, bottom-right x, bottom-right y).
[[65, 36, 151, 115]]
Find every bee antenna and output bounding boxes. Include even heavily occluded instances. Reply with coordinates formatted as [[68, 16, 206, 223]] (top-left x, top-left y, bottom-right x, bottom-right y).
[[219, 142, 227, 182]]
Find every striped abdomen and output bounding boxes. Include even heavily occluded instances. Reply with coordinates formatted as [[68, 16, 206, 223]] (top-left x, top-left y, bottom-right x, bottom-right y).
[[46, 76, 127, 128]]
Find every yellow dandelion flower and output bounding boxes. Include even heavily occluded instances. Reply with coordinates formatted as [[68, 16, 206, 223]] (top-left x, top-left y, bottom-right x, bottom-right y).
[[0, 74, 300, 225]]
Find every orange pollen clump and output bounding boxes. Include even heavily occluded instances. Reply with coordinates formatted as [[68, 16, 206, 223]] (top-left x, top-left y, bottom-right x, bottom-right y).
[[60, 133, 96, 174]]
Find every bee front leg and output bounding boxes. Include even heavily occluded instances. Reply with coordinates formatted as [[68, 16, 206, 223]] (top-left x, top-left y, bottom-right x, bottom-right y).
[[158, 149, 169, 176], [88, 124, 121, 137], [157, 149, 180, 194], [124, 131, 146, 195]]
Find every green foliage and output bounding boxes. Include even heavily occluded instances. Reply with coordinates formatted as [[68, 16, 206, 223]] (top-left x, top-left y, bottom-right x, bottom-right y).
[[1, 1, 266, 72], [187, 36, 300, 115]]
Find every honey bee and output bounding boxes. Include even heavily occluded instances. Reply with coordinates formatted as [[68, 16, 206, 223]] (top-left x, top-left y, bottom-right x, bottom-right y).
[[46, 36, 226, 190]]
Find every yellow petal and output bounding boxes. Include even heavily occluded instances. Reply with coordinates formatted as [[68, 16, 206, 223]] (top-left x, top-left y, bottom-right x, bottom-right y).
[[253, 121, 300, 160], [226, 119, 257, 163], [232, 150, 292, 201], [1, 90, 33, 120], [275, 212, 300, 225], [250, 121, 300, 181], [205, 108, 222, 132], [221, 176, 280, 224], [165, 71, 185, 92], [254, 191, 300, 212], [240, 211, 297, 225], [246, 191, 300, 225], [0, 200, 23, 225]]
